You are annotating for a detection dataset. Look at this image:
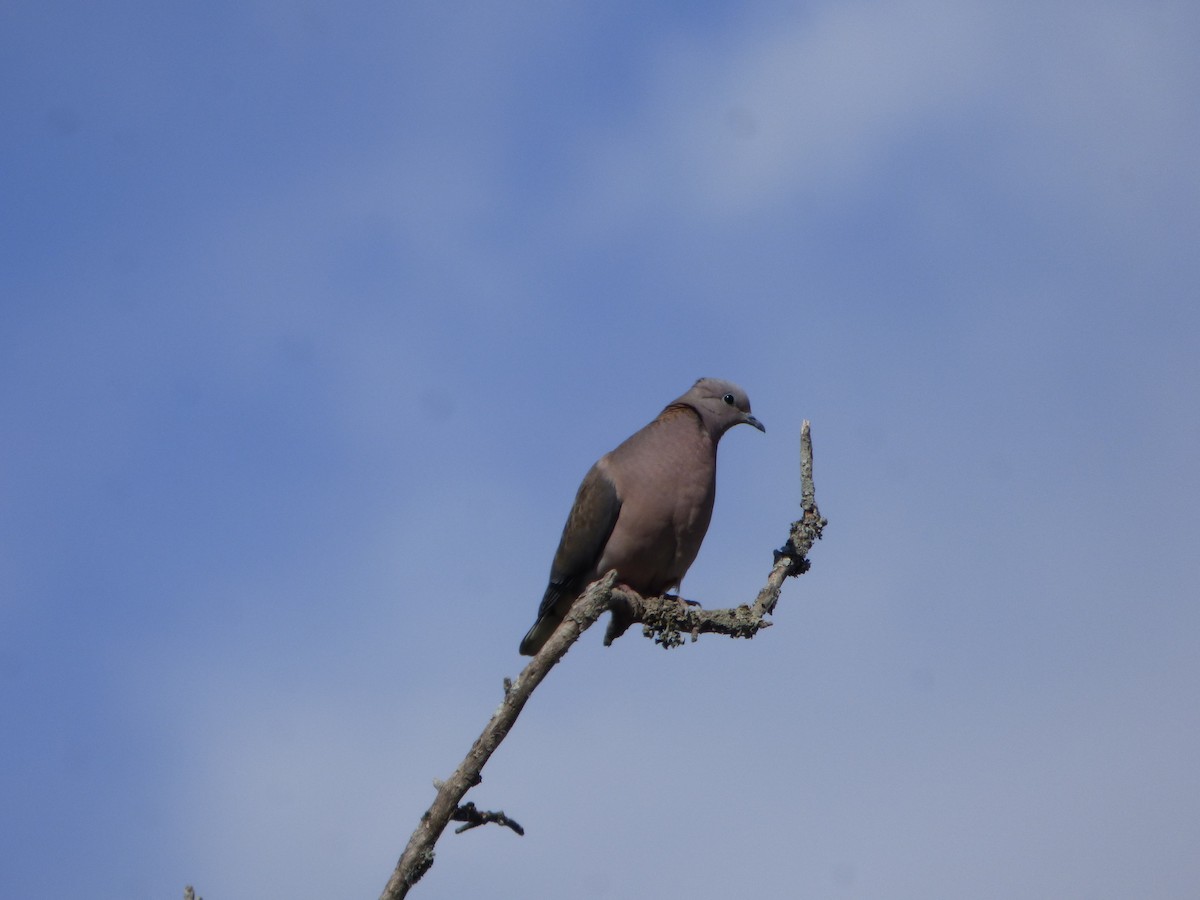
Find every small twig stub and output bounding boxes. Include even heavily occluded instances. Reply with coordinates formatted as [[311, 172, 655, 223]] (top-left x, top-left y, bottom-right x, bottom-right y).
[[451, 802, 526, 836]]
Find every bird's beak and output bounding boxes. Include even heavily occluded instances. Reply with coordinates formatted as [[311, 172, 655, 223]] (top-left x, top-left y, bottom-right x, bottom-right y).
[[744, 414, 766, 433]]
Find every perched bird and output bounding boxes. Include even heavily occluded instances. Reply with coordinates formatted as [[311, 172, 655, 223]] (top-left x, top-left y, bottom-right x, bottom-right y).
[[519, 378, 764, 656]]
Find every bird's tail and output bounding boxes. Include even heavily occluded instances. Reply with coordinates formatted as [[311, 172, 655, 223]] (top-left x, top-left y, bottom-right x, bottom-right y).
[[518, 615, 558, 656]]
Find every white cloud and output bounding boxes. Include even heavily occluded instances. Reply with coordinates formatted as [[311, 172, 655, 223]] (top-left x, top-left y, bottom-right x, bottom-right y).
[[569, 0, 1199, 240], [579, 0, 998, 221]]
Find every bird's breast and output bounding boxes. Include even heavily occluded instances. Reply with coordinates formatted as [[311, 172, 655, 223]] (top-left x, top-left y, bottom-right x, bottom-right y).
[[598, 442, 716, 596]]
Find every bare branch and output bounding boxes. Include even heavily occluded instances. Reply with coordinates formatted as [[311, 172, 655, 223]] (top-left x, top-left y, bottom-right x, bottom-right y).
[[379, 572, 619, 899], [379, 423, 823, 898]]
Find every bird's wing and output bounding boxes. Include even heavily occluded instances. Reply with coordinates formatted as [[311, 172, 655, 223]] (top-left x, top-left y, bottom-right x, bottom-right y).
[[536, 460, 622, 620]]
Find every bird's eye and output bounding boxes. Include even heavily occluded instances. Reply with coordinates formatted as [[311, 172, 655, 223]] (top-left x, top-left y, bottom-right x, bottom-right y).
[[722, 393, 736, 406]]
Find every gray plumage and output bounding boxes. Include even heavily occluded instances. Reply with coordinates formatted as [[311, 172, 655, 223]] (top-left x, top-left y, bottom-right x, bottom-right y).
[[519, 378, 764, 656]]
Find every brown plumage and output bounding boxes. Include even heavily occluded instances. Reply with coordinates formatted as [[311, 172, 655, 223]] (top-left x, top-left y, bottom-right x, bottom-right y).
[[519, 378, 764, 655]]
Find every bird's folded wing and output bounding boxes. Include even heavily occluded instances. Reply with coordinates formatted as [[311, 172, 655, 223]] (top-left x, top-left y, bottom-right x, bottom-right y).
[[536, 461, 622, 620]]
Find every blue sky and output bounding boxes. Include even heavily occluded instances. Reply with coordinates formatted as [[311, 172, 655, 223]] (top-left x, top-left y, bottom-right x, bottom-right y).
[[2, 2, 1198, 897]]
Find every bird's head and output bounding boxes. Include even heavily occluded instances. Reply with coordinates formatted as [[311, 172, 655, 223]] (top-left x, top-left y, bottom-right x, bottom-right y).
[[676, 377, 765, 438]]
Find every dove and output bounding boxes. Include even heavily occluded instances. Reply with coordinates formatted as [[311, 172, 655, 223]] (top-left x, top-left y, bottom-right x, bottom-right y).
[[519, 378, 764, 655]]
